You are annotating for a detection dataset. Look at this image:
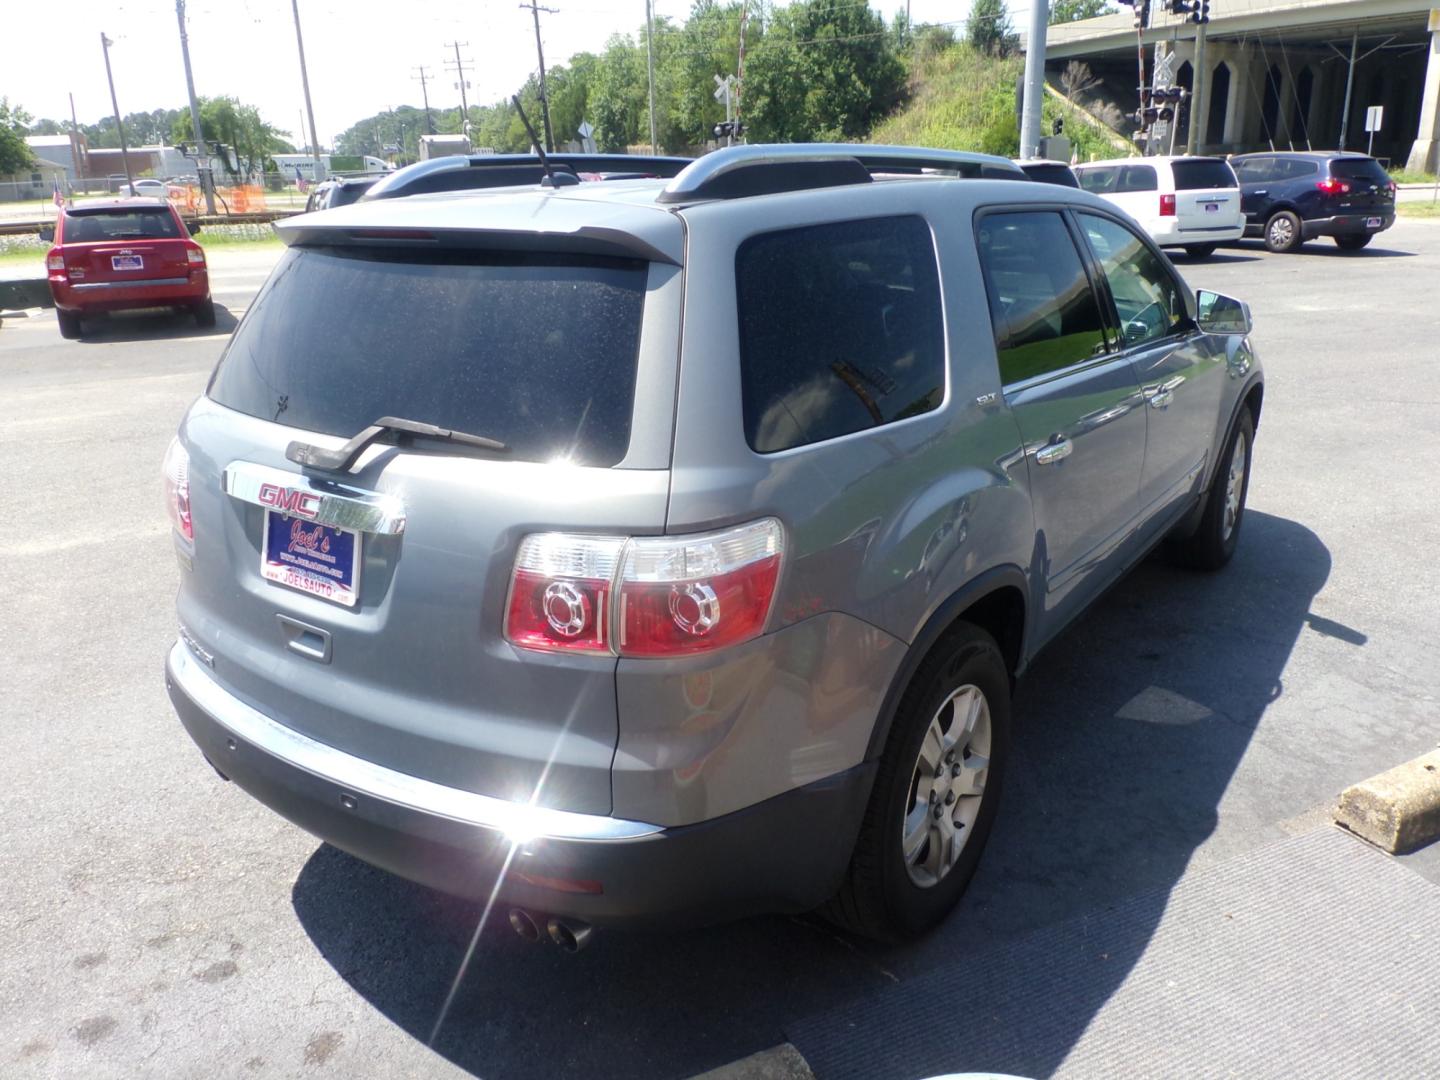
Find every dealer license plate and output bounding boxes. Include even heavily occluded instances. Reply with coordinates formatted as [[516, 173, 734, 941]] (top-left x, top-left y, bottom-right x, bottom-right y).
[[262, 511, 360, 607], [111, 254, 143, 271], [1366, 217, 1382, 228], [1204, 203, 1219, 213]]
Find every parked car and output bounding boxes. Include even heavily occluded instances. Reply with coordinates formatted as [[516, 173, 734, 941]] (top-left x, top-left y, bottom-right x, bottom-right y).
[[1073, 155, 1244, 258], [1230, 151, 1396, 252], [43, 200, 212, 339], [303, 177, 379, 213], [163, 144, 1263, 945], [123, 179, 169, 198], [1014, 158, 1080, 187]]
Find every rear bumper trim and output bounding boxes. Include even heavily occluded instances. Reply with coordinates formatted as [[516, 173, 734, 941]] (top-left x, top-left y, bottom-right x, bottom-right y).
[[166, 642, 659, 841], [70, 276, 190, 290]]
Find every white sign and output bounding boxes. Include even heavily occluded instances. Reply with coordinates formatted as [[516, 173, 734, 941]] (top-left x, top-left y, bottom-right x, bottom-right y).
[[714, 73, 736, 104], [1365, 105, 1384, 132], [577, 120, 596, 154]]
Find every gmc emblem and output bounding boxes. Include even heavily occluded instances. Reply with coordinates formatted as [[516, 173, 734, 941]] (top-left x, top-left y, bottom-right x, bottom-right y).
[[258, 482, 321, 519]]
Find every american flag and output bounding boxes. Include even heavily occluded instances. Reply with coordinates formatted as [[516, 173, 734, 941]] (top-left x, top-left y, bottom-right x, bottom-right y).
[[52, 174, 65, 209], [294, 166, 309, 193]]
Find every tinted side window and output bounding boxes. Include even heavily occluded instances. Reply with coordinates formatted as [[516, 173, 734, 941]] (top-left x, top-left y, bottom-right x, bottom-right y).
[[1078, 213, 1186, 347], [1078, 167, 1120, 194], [977, 211, 1109, 386], [1118, 165, 1159, 192], [735, 216, 945, 455], [1282, 159, 1319, 179], [1233, 157, 1274, 183]]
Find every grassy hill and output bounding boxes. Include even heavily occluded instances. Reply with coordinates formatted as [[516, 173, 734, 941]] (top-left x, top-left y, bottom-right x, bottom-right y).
[[871, 44, 1133, 163]]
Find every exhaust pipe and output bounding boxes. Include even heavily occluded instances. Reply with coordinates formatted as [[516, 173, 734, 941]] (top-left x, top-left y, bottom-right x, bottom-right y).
[[546, 917, 593, 953], [507, 908, 542, 943]]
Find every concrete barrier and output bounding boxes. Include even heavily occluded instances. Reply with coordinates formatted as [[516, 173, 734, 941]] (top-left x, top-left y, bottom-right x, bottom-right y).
[[0, 279, 51, 311], [1335, 749, 1440, 853]]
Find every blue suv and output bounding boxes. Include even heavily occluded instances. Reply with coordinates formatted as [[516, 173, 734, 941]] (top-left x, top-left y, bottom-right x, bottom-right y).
[[1231, 151, 1396, 253]]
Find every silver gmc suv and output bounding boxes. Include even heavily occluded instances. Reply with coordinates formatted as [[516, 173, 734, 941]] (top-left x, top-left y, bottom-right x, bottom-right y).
[[164, 145, 1264, 946]]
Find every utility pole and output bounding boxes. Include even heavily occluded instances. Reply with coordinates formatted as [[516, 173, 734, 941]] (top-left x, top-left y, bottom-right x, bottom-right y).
[[289, 0, 324, 182], [99, 34, 136, 194], [1338, 28, 1358, 150], [521, 1, 557, 152], [444, 43, 473, 141], [174, 0, 215, 213], [413, 66, 436, 135], [645, 0, 658, 153], [1187, 15, 1209, 153], [1019, 0, 1050, 158], [68, 92, 86, 187], [736, 0, 749, 140]]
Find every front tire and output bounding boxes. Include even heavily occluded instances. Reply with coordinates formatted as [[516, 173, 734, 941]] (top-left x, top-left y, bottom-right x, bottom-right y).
[[1334, 234, 1372, 251], [56, 309, 82, 339], [821, 623, 1010, 941], [1264, 211, 1303, 253], [1171, 408, 1254, 571], [1184, 244, 1218, 259]]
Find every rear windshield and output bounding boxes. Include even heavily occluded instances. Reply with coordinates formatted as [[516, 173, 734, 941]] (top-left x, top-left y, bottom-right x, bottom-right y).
[[208, 246, 648, 467], [1330, 157, 1390, 184], [63, 207, 180, 242], [1171, 159, 1237, 190], [1022, 164, 1080, 188]]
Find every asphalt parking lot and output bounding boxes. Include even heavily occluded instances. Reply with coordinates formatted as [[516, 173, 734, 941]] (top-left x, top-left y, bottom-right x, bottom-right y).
[[3, 221, 1440, 1079]]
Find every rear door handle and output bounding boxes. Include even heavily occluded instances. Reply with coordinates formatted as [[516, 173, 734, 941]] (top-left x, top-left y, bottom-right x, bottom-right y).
[[1034, 438, 1073, 466], [1253, 189, 1268, 196]]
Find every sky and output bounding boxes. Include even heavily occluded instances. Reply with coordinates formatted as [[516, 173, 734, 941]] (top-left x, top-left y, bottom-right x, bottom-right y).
[[3, 0, 985, 149]]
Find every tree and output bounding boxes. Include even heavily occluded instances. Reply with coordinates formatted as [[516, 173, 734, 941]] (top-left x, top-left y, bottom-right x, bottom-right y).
[[1050, 0, 1115, 22], [744, 0, 906, 143], [1, 99, 35, 175], [1059, 60, 1101, 100], [967, 0, 1017, 57], [170, 97, 291, 176]]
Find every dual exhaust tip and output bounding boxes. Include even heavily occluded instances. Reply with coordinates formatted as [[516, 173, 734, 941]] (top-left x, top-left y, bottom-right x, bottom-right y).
[[508, 908, 593, 953]]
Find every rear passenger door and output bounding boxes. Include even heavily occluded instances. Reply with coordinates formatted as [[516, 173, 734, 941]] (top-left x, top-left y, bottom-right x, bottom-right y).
[[1076, 211, 1226, 524], [976, 210, 1147, 626]]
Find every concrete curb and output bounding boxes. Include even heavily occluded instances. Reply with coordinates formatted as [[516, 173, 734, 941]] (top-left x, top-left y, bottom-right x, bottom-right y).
[[0, 279, 51, 310], [1335, 749, 1440, 853], [689, 1043, 816, 1080]]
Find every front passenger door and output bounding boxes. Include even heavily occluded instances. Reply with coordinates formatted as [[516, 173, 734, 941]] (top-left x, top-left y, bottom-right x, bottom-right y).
[[977, 210, 1147, 634], [1076, 212, 1226, 527]]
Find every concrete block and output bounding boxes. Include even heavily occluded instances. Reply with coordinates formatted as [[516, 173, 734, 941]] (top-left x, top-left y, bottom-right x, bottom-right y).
[[1335, 749, 1440, 854], [690, 1043, 815, 1080]]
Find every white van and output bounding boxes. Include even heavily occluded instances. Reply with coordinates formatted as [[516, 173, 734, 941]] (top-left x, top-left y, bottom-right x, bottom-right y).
[[1073, 156, 1244, 258]]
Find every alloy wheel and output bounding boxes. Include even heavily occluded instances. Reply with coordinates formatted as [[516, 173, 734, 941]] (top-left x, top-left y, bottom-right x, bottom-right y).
[[901, 684, 991, 888]]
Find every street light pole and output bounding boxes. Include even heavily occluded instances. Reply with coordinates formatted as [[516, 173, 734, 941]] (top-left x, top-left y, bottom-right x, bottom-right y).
[[175, 0, 216, 213], [645, 0, 658, 154], [289, 0, 325, 183], [1019, 0, 1050, 158], [100, 33, 136, 194]]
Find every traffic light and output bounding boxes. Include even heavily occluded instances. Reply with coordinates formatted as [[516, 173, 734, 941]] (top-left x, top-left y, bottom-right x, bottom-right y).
[[1168, 0, 1187, 13], [712, 121, 746, 139], [1188, 0, 1210, 23], [1052, 117, 1064, 136]]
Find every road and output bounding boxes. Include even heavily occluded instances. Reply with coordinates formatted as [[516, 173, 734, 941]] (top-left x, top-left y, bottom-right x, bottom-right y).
[[3, 222, 1440, 1079]]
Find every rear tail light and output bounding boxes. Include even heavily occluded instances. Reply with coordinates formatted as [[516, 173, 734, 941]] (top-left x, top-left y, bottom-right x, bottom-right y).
[[1387, 181, 1397, 197], [1317, 178, 1350, 195], [505, 519, 784, 657], [162, 437, 193, 541], [46, 251, 64, 272], [185, 245, 206, 266], [1159, 193, 1176, 217]]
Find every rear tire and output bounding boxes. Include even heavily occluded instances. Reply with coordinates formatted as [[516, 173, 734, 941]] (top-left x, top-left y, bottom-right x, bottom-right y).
[[1184, 244, 1218, 259], [820, 622, 1010, 942], [1264, 211, 1303, 253], [1334, 234, 1372, 251], [1170, 409, 1254, 571], [56, 309, 82, 339], [192, 297, 216, 328]]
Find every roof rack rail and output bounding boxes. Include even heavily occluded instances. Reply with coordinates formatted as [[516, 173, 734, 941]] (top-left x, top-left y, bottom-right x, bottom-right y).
[[363, 153, 694, 202], [656, 144, 1028, 204]]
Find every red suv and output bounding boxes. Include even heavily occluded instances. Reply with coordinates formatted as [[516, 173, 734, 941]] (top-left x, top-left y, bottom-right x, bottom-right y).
[[44, 200, 213, 339]]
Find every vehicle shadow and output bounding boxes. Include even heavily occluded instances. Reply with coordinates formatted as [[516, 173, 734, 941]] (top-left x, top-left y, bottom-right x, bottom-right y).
[[1183, 252, 1261, 265], [1229, 238, 1416, 259], [291, 509, 1331, 1080], [75, 305, 237, 342]]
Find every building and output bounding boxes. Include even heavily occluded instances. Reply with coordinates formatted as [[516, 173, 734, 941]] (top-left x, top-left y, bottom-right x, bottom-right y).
[[25, 134, 87, 180], [1043, 0, 1440, 171], [0, 157, 69, 203]]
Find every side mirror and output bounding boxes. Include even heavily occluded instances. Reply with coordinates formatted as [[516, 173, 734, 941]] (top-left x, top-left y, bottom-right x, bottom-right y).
[[38, 225, 55, 242], [1195, 290, 1252, 336]]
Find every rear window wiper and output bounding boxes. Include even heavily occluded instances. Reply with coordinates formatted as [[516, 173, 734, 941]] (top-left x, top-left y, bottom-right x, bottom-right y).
[[286, 416, 509, 473]]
